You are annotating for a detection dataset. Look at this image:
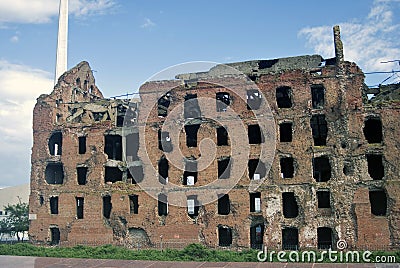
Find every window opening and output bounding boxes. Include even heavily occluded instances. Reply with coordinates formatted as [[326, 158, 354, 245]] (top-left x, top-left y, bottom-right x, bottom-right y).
[[216, 126, 229, 146], [49, 132, 62, 156], [158, 194, 168, 216], [363, 117, 382, 143], [126, 132, 140, 160], [279, 122, 292, 142], [183, 160, 197, 185], [282, 192, 298, 218], [158, 92, 171, 117], [250, 192, 261, 213], [184, 94, 201, 119], [50, 227, 60, 245], [187, 195, 200, 217], [250, 224, 264, 250], [103, 195, 112, 219], [317, 227, 333, 249], [76, 197, 84, 219], [218, 226, 232, 246], [104, 135, 122, 160], [248, 124, 263, 144], [280, 157, 294, 178], [366, 154, 384, 180], [129, 195, 139, 214], [369, 190, 387, 216], [104, 167, 123, 183], [78, 136, 86, 154], [77, 167, 87, 185], [248, 159, 266, 180], [158, 130, 173, 152], [116, 105, 127, 127], [217, 194, 230, 215], [276, 86, 292, 108], [282, 228, 299, 250], [218, 157, 231, 179], [310, 114, 328, 146], [45, 163, 64, 184], [317, 191, 331, 208], [50, 196, 58, 214], [313, 156, 331, 182], [185, 124, 200, 147], [216, 92, 231, 112], [246, 89, 262, 110], [128, 165, 144, 184], [158, 156, 169, 185], [311, 84, 325, 109]]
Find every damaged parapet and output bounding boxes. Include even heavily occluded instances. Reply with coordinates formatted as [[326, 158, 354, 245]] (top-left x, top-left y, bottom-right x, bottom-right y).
[[54, 61, 103, 100], [46, 61, 138, 126], [176, 55, 326, 81], [177, 26, 347, 81], [365, 83, 400, 104]]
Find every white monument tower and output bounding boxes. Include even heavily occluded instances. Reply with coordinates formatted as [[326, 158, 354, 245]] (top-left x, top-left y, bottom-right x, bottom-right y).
[[54, 0, 69, 85]]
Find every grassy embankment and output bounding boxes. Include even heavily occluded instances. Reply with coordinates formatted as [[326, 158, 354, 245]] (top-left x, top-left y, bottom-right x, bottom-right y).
[[0, 243, 399, 263]]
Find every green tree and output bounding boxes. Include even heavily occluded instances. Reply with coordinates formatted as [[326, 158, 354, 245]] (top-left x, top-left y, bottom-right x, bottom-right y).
[[0, 218, 12, 240], [0, 202, 29, 241]]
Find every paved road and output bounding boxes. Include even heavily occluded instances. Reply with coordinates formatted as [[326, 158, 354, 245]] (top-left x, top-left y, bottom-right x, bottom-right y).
[[0, 256, 398, 268]]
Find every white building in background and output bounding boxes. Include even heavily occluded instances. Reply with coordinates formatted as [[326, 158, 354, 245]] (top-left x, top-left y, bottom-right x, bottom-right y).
[[0, 183, 30, 241]]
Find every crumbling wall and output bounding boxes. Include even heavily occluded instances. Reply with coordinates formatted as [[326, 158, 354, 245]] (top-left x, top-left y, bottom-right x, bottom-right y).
[[29, 61, 138, 246]]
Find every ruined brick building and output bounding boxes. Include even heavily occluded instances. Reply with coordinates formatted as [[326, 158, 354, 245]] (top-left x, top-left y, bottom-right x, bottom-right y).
[[29, 26, 400, 250]]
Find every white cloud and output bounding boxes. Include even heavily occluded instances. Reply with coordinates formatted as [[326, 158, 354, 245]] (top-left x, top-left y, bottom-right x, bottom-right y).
[[70, 0, 116, 17], [10, 35, 19, 43], [0, 0, 116, 24], [141, 18, 156, 29], [0, 0, 57, 24], [0, 61, 53, 186], [299, 0, 400, 84]]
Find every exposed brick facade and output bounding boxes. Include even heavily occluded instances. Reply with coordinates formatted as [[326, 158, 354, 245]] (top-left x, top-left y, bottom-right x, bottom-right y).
[[29, 26, 400, 250]]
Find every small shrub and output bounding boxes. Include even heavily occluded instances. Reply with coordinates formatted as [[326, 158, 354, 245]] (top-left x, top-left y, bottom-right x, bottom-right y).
[[182, 243, 210, 260]]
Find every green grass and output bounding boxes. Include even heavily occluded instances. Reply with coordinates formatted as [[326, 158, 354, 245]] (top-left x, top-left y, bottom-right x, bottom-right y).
[[0, 243, 398, 263], [0, 243, 258, 262]]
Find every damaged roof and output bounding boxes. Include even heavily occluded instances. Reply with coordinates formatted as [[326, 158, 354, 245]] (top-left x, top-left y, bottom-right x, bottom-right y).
[[176, 55, 326, 80], [369, 83, 400, 104]]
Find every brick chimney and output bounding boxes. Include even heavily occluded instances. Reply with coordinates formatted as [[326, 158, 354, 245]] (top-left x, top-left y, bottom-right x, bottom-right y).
[[333, 25, 344, 63]]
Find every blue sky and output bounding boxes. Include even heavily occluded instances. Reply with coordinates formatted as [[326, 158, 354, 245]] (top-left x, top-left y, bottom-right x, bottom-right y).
[[0, 0, 399, 187]]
